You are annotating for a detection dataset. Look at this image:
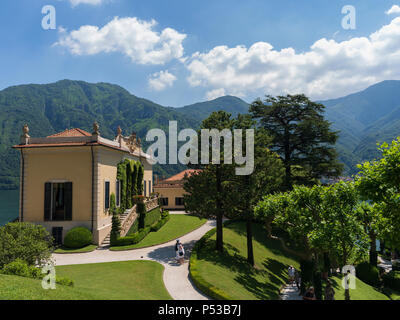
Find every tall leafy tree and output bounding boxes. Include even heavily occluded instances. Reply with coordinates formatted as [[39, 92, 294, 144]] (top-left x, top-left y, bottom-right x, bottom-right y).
[[356, 138, 400, 253], [256, 182, 368, 296], [227, 115, 284, 265], [249, 94, 342, 190], [184, 111, 235, 252], [355, 202, 382, 267]]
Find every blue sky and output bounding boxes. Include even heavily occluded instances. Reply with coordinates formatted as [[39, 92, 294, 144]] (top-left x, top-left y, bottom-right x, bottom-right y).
[[0, 0, 400, 107]]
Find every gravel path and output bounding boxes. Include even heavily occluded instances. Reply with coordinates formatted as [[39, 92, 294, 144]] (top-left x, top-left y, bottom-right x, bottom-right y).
[[53, 219, 216, 300], [280, 283, 302, 300]]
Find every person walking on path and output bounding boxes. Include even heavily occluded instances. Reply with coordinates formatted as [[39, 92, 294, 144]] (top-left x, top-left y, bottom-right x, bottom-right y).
[[177, 242, 185, 265], [324, 280, 335, 300], [288, 265, 295, 285]]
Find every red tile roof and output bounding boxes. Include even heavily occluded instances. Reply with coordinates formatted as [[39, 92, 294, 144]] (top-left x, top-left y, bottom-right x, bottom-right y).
[[163, 169, 202, 182], [47, 128, 92, 138]]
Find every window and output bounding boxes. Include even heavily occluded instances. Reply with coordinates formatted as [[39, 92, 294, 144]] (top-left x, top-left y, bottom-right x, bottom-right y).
[[149, 180, 152, 196], [144, 180, 147, 197], [175, 197, 184, 206], [105, 181, 110, 210], [161, 198, 168, 206], [52, 227, 63, 246], [44, 182, 72, 221], [116, 180, 121, 207]]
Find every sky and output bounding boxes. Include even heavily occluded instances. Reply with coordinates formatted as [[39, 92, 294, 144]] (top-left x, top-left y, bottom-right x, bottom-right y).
[[1, 0, 400, 107]]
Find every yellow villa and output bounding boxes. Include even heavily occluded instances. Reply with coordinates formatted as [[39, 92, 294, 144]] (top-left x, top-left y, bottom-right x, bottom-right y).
[[154, 169, 201, 211], [13, 123, 155, 246]]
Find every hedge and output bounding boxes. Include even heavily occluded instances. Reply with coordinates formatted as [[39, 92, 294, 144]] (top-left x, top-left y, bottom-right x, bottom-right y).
[[127, 219, 139, 236], [144, 207, 162, 228], [355, 261, 380, 287], [64, 227, 92, 249], [111, 227, 152, 247], [151, 214, 170, 232], [189, 227, 234, 300], [112, 210, 170, 247], [383, 271, 400, 291]]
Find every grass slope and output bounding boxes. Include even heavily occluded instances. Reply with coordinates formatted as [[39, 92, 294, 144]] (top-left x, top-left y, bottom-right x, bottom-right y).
[[0, 274, 94, 300], [54, 244, 97, 254], [0, 261, 171, 300], [111, 214, 207, 251], [329, 275, 389, 300], [194, 221, 300, 300]]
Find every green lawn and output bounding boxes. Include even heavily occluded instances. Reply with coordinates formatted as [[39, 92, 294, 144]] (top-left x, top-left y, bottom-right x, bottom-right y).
[[329, 275, 389, 300], [0, 261, 172, 300], [54, 244, 97, 254], [110, 214, 207, 251], [193, 221, 301, 300]]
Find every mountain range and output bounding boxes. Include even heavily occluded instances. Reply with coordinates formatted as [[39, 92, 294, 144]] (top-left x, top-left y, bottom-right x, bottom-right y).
[[1, 79, 400, 189]]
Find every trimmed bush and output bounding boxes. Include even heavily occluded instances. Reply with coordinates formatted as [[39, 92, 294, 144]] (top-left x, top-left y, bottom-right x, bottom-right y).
[[112, 227, 151, 247], [127, 219, 139, 236], [151, 215, 170, 232], [356, 261, 380, 287], [64, 227, 92, 249], [144, 207, 162, 228], [383, 271, 400, 291], [189, 228, 233, 300]]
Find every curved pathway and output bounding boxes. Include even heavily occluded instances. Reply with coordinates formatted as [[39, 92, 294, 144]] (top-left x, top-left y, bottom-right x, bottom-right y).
[[280, 283, 302, 300], [53, 219, 216, 300]]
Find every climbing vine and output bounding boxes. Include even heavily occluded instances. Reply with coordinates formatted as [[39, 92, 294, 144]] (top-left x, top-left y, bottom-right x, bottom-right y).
[[116, 158, 145, 213]]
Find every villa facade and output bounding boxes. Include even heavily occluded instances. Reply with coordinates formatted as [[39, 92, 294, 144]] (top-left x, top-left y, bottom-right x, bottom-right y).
[[13, 123, 153, 245], [154, 169, 200, 210]]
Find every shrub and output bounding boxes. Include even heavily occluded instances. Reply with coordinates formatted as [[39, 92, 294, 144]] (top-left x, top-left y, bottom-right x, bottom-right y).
[[64, 227, 92, 249], [110, 212, 121, 245], [127, 219, 139, 236], [161, 210, 170, 219], [144, 207, 162, 228], [110, 193, 116, 213], [56, 277, 74, 287], [383, 271, 400, 291], [0, 222, 52, 268], [111, 227, 151, 247], [151, 215, 170, 232], [356, 261, 380, 287]]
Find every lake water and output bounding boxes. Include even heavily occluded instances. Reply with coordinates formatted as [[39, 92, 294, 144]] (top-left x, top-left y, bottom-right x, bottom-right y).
[[0, 189, 19, 226]]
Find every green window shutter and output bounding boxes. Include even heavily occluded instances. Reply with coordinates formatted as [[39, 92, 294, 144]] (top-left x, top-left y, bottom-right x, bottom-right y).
[[44, 182, 52, 221], [65, 182, 73, 221], [105, 181, 110, 209]]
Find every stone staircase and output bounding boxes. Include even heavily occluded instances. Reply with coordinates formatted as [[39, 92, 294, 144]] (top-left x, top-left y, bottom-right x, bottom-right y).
[[98, 198, 159, 249], [98, 207, 138, 248]]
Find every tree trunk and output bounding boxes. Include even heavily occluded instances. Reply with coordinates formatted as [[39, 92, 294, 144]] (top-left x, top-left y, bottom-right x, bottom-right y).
[[215, 165, 223, 252], [283, 129, 292, 191], [369, 233, 377, 267], [246, 217, 254, 266]]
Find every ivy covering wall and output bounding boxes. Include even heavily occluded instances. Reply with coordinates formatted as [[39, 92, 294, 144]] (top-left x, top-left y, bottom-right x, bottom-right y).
[[116, 159, 144, 213]]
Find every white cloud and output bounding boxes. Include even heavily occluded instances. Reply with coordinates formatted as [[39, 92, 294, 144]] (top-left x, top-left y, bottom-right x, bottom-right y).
[[69, 0, 103, 7], [386, 5, 400, 15], [185, 17, 400, 100], [148, 70, 177, 91], [55, 17, 186, 65], [205, 88, 226, 100]]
